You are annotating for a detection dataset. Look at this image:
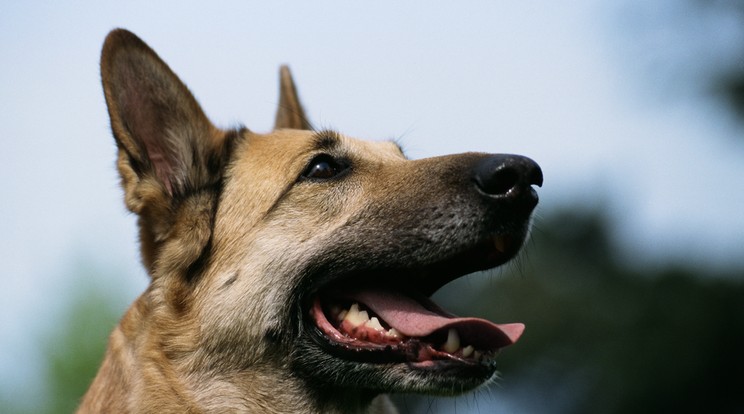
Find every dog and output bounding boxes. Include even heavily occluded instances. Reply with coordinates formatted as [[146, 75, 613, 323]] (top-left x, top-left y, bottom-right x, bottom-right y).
[[78, 28, 543, 413]]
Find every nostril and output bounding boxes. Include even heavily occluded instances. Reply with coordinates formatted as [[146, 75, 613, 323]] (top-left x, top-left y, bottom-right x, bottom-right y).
[[473, 154, 542, 200], [478, 166, 520, 196]]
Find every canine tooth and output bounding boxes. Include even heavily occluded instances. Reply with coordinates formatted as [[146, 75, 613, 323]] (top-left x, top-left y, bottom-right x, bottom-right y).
[[443, 329, 460, 354], [365, 317, 385, 331], [337, 310, 347, 321], [348, 303, 360, 317], [473, 351, 482, 361], [462, 345, 474, 358]]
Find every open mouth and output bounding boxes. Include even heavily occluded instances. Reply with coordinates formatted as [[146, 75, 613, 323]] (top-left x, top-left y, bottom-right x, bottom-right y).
[[307, 233, 525, 370]]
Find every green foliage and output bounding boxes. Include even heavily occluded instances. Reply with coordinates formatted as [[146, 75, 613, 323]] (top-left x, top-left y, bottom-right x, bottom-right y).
[[40, 285, 121, 413], [2, 279, 122, 414]]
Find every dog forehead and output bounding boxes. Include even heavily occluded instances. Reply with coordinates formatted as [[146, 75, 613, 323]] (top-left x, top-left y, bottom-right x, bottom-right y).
[[342, 135, 407, 162], [241, 129, 318, 162], [236, 129, 405, 168]]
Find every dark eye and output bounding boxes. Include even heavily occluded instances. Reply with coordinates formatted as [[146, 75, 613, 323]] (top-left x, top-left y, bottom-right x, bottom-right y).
[[301, 154, 347, 180]]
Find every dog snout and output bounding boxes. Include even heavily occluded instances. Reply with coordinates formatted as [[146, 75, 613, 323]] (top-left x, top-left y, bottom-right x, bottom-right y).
[[473, 154, 543, 209]]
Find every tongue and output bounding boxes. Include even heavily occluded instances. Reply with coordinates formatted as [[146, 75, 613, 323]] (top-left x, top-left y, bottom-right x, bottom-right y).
[[347, 288, 524, 350]]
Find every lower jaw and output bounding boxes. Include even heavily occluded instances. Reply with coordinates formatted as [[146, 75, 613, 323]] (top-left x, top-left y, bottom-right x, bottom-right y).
[[307, 325, 499, 374], [296, 335, 498, 395]]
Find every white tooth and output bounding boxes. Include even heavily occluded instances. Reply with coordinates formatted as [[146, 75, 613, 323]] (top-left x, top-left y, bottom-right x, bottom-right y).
[[343, 303, 364, 327], [462, 345, 474, 358], [344, 304, 371, 327], [443, 329, 461, 354], [358, 310, 370, 323], [385, 328, 402, 339], [473, 351, 482, 361], [337, 310, 347, 321], [365, 317, 385, 331]]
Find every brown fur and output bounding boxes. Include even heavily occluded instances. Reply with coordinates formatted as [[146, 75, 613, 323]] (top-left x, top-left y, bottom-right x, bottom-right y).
[[79, 29, 541, 413]]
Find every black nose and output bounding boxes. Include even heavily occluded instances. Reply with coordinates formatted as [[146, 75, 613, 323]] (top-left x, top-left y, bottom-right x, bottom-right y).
[[473, 154, 543, 208]]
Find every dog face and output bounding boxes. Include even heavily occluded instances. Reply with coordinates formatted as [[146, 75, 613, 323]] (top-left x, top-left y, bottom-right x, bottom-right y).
[[100, 29, 541, 405]]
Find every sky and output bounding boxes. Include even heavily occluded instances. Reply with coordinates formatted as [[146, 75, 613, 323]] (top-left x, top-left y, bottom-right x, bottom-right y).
[[1, 1, 743, 410]]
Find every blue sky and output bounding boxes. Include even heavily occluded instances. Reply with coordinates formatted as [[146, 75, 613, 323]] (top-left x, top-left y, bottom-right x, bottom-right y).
[[1, 1, 743, 410]]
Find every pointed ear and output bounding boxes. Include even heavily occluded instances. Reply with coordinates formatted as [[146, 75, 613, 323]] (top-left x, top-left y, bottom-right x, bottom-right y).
[[273, 65, 312, 130], [101, 29, 235, 276], [101, 29, 225, 211]]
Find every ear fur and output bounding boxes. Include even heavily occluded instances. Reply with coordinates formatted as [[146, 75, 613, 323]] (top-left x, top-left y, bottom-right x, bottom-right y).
[[274, 65, 312, 130], [101, 29, 232, 276]]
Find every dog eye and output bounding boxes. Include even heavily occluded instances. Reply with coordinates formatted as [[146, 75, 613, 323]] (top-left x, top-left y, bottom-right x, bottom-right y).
[[302, 154, 347, 180]]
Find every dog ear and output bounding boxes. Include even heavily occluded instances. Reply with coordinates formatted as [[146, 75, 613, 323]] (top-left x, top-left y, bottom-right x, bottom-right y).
[[101, 29, 232, 275], [274, 65, 312, 130], [101, 29, 227, 209]]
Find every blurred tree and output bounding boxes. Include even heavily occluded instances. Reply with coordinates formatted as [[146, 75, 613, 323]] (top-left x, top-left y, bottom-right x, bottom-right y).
[[621, 0, 744, 128], [400, 209, 744, 413], [714, 62, 744, 121], [1, 281, 121, 414], [40, 284, 121, 413], [691, 0, 744, 123], [0, 265, 127, 414]]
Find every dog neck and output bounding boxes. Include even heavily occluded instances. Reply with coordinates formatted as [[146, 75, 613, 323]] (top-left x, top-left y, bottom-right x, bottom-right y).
[[79, 294, 397, 414], [194, 371, 397, 413]]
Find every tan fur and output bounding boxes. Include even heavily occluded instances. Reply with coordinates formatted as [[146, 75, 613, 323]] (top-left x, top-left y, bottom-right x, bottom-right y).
[[80, 29, 541, 413]]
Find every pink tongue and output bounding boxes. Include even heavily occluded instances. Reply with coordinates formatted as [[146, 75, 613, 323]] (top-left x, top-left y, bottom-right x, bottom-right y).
[[348, 289, 524, 349]]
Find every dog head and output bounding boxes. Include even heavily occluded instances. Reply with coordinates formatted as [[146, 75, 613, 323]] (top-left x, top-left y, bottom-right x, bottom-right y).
[[101, 29, 541, 404]]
